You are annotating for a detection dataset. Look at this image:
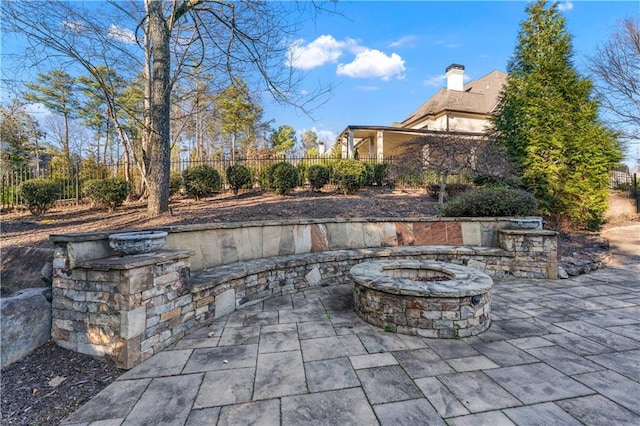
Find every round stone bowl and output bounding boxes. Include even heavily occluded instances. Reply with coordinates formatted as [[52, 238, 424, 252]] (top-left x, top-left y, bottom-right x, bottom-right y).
[[349, 260, 493, 338], [108, 230, 168, 256]]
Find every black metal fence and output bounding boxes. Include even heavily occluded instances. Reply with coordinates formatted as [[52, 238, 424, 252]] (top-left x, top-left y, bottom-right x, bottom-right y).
[[609, 170, 640, 213], [1, 156, 468, 211]]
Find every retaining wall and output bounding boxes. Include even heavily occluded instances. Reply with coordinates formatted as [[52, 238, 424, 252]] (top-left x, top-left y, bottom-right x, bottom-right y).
[[49, 217, 557, 368]]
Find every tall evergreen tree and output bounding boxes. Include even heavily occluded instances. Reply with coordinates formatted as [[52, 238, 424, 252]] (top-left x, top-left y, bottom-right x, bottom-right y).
[[269, 125, 296, 157], [491, 0, 621, 230], [24, 70, 79, 161]]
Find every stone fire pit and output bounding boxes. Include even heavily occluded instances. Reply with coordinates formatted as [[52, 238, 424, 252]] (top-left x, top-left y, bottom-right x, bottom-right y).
[[349, 260, 493, 338]]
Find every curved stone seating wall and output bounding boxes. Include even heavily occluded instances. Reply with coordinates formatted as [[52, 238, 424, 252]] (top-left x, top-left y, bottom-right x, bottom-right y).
[[49, 218, 557, 369], [52, 218, 515, 272]]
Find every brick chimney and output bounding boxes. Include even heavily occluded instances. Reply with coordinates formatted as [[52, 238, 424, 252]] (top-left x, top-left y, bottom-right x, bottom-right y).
[[445, 64, 465, 91]]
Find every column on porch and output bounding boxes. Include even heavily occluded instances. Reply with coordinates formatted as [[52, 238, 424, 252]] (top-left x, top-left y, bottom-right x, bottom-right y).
[[376, 130, 384, 160]]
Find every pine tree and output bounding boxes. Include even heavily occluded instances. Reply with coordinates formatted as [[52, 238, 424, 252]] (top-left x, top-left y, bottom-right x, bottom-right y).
[[491, 0, 622, 230]]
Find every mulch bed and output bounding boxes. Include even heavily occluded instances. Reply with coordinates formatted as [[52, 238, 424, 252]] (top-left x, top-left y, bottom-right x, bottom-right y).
[[1, 342, 121, 426]]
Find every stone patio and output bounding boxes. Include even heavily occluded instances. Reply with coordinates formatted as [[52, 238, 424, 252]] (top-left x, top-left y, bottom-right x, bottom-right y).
[[62, 226, 640, 425]]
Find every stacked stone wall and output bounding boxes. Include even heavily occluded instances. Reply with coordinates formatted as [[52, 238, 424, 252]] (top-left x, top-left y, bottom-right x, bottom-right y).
[[52, 249, 193, 368], [49, 219, 557, 369]]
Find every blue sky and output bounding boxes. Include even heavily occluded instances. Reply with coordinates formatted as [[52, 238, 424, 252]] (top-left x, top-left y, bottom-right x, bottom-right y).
[[266, 0, 639, 160]]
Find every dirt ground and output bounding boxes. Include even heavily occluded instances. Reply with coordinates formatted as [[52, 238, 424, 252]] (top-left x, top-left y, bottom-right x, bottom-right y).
[[1, 187, 437, 250], [0, 187, 635, 425]]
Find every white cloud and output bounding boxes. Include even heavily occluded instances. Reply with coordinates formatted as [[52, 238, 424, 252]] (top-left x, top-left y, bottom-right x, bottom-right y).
[[287, 35, 360, 70], [107, 24, 135, 44], [558, 1, 574, 11], [316, 129, 337, 145], [337, 49, 406, 81], [434, 40, 459, 49], [388, 35, 418, 48], [23, 102, 51, 117]]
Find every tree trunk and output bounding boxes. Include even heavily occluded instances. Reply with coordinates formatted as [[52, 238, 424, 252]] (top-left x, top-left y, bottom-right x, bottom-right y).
[[145, 0, 171, 217], [438, 174, 448, 205]]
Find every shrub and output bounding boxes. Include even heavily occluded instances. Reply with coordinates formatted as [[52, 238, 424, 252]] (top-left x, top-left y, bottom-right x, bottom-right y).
[[296, 162, 308, 186], [439, 187, 538, 217], [169, 173, 183, 197], [83, 178, 128, 212], [361, 162, 374, 186], [332, 159, 367, 194], [182, 165, 221, 200], [373, 163, 390, 186], [226, 164, 253, 195], [307, 164, 330, 191], [266, 162, 299, 195], [18, 178, 59, 216]]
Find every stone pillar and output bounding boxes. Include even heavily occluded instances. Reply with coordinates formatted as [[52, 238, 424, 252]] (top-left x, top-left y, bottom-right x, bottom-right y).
[[376, 130, 384, 160], [51, 247, 193, 369], [498, 230, 558, 279]]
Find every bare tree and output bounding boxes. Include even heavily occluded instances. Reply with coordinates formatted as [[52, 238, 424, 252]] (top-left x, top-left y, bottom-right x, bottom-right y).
[[400, 133, 515, 204], [2, 1, 330, 217], [589, 18, 640, 141]]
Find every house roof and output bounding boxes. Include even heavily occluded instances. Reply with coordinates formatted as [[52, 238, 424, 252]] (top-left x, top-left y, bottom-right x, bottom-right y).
[[400, 70, 507, 127]]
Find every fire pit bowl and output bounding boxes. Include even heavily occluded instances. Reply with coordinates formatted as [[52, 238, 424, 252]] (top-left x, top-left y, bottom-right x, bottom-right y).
[[108, 230, 168, 256], [349, 260, 493, 338]]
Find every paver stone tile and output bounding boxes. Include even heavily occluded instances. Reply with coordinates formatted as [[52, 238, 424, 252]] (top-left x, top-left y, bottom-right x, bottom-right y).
[[502, 402, 581, 425], [556, 394, 640, 425], [349, 352, 398, 370], [305, 357, 360, 392], [470, 340, 538, 366], [525, 345, 603, 375], [281, 388, 378, 425], [606, 324, 640, 342], [193, 368, 254, 408], [554, 320, 640, 351], [185, 407, 221, 426], [497, 317, 564, 337], [357, 331, 409, 353], [297, 320, 336, 339], [122, 374, 202, 425], [118, 350, 192, 380], [393, 348, 453, 378], [182, 344, 258, 373], [62, 379, 151, 424], [507, 336, 555, 350], [587, 349, 640, 381], [258, 330, 300, 353], [573, 370, 640, 415], [438, 371, 521, 413], [356, 365, 422, 404], [446, 411, 516, 426], [424, 338, 480, 359], [414, 377, 469, 418], [217, 325, 261, 346], [253, 350, 306, 399], [446, 355, 499, 372], [262, 294, 293, 311], [218, 399, 280, 426], [300, 334, 367, 361], [373, 398, 445, 426], [485, 363, 594, 404], [242, 311, 278, 326], [540, 332, 611, 355]]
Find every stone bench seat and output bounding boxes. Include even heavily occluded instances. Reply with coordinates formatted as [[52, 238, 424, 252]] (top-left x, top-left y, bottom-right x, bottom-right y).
[[188, 245, 513, 320]]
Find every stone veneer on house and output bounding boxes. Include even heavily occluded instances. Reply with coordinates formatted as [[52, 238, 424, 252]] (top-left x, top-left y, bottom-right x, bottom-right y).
[[49, 217, 557, 368]]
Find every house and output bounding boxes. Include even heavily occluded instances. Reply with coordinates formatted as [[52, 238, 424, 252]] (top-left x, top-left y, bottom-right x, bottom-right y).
[[339, 64, 507, 159]]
